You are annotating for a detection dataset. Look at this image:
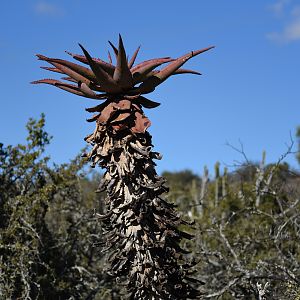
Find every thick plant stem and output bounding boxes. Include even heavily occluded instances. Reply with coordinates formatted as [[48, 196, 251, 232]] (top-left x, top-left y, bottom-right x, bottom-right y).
[[85, 100, 200, 299]]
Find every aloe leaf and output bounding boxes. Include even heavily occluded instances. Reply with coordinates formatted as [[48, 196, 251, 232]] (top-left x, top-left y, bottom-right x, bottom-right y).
[[36, 54, 97, 82], [132, 58, 174, 84], [87, 113, 101, 122], [154, 46, 214, 82], [113, 34, 133, 89], [108, 51, 112, 64], [40, 66, 64, 74], [50, 61, 91, 85], [131, 57, 173, 73], [108, 41, 118, 56], [134, 96, 160, 108], [128, 45, 141, 68], [65, 51, 115, 76], [61, 76, 77, 83], [31, 78, 86, 97], [172, 68, 202, 75], [79, 82, 98, 98], [85, 100, 110, 112], [79, 44, 122, 94], [135, 46, 214, 94]]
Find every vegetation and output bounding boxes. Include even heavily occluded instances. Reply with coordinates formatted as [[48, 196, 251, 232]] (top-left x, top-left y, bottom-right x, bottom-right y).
[[1, 116, 299, 299], [0, 115, 114, 299], [1, 36, 298, 299]]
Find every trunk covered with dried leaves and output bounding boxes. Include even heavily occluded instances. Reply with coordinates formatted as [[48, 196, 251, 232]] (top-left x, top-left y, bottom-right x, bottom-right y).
[[85, 102, 200, 299], [33, 35, 213, 299]]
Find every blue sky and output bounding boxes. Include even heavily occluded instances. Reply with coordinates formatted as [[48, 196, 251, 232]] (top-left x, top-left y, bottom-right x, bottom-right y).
[[0, 0, 299, 175]]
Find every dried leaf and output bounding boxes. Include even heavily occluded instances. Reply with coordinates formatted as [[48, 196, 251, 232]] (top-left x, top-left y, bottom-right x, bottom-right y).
[[97, 103, 117, 124], [131, 112, 151, 133]]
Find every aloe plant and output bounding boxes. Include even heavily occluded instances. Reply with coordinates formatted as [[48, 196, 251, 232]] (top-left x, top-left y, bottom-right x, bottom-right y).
[[32, 35, 213, 299]]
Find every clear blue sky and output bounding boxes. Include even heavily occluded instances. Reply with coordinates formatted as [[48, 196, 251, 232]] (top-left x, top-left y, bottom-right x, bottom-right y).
[[0, 0, 299, 175]]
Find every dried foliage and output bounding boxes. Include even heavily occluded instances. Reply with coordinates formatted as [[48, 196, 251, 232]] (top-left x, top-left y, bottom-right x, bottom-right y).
[[87, 125, 201, 299]]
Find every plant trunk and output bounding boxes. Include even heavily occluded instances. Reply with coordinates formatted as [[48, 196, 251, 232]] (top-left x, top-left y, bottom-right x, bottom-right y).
[[85, 100, 200, 299]]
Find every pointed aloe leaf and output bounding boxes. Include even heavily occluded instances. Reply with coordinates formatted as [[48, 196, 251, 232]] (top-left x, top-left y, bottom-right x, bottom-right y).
[[79, 44, 122, 94], [134, 96, 160, 108], [154, 46, 214, 82], [36, 54, 97, 82], [85, 99, 110, 113], [136, 46, 214, 94], [31, 78, 105, 99], [79, 82, 98, 98], [141, 70, 159, 79], [31, 78, 86, 97], [50, 61, 91, 85], [65, 51, 115, 76], [108, 41, 118, 56], [128, 45, 141, 68], [131, 57, 173, 73], [132, 58, 174, 84], [87, 113, 101, 122], [113, 34, 133, 89], [31, 78, 62, 85], [145, 69, 201, 78], [49, 62, 107, 93], [108, 51, 112, 64], [31, 79, 80, 91], [172, 68, 202, 75], [40, 66, 64, 74], [62, 76, 77, 83], [140, 68, 201, 81], [57, 85, 86, 97]]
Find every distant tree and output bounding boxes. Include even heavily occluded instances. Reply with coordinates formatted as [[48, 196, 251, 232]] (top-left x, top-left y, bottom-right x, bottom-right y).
[[1, 116, 300, 299]]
